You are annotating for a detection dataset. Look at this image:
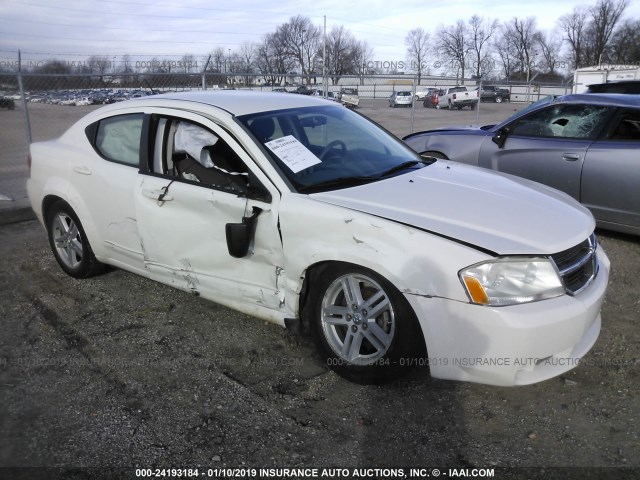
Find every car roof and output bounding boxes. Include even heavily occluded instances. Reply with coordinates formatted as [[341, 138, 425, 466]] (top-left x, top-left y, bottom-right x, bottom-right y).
[[108, 90, 333, 116], [556, 93, 640, 108]]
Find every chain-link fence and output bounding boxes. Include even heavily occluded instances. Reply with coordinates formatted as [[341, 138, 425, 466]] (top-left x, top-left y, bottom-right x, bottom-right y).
[[0, 72, 571, 211]]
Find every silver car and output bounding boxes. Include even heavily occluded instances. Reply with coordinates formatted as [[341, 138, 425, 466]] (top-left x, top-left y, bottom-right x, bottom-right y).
[[389, 91, 413, 108], [404, 94, 640, 235]]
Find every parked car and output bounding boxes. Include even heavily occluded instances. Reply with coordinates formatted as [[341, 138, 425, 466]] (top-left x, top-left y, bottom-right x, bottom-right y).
[[478, 86, 511, 103], [403, 93, 640, 236], [437, 86, 479, 110], [389, 91, 413, 108], [290, 85, 313, 95], [415, 87, 439, 100], [423, 90, 440, 108], [28, 91, 609, 386], [0, 96, 15, 110], [74, 96, 94, 106], [336, 87, 359, 108], [312, 89, 338, 102]]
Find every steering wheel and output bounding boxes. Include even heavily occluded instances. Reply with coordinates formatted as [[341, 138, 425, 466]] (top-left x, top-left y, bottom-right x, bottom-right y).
[[318, 140, 347, 161]]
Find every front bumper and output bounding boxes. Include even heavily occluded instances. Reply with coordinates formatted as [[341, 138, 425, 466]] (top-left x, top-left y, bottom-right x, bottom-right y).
[[405, 248, 610, 386]]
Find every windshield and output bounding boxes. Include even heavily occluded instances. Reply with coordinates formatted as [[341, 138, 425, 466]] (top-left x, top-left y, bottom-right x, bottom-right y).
[[238, 105, 425, 193]]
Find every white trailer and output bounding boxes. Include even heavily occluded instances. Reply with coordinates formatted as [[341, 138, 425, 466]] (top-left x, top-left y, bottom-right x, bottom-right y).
[[572, 65, 640, 93]]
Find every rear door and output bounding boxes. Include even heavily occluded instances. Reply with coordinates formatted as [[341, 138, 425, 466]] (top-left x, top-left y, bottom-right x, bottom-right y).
[[80, 111, 146, 267], [478, 103, 612, 200]]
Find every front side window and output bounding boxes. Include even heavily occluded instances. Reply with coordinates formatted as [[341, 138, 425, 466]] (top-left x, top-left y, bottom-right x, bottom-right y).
[[93, 114, 143, 166], [151, 117, 249, 195], [510, 104, 610, 139]]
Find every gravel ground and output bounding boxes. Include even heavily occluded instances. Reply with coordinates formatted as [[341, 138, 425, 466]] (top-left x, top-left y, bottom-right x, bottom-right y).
[[0, 100, 639, 480]]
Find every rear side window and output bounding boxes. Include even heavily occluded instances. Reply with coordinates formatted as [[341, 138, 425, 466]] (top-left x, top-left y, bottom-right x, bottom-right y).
[[92, 114, 144, 166]]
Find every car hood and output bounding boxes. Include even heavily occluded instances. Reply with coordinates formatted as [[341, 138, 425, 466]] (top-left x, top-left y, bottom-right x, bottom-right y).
[[310, 161, 595, 255], [404, 125, 487, 137]]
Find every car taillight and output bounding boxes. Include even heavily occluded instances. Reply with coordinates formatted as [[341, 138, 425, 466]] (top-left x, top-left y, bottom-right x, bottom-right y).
[[453, 93, 457, 99]]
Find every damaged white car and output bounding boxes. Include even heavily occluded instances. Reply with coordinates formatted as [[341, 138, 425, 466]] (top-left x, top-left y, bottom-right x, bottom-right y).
[[28, 91, 609, 386]]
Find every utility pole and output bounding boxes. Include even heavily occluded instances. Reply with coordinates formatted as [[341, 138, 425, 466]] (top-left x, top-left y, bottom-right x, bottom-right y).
[[323, 16, 327, 97]]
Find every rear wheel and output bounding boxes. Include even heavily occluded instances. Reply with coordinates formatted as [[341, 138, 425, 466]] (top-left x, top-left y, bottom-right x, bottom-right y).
[[309, 264, 425, 384], [495, 96, 503, 103], [46, 200, 105, 278]]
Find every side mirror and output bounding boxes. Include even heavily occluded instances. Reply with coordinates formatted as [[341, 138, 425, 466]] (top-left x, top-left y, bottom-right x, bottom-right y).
[[492, 127, 510, 148], [226, 207, 262, 258]]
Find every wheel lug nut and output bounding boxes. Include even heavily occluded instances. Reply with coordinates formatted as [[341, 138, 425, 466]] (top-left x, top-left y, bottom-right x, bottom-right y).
[[362, 309, 368, 316], [352, 304, 357, 311], [347, 314, 352, 320], [351, 325, 358, 332]]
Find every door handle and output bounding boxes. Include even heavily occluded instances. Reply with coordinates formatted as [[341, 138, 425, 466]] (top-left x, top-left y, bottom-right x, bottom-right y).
[[142, 189, 173, 201], [73, 166, 92, 175], [562, 153, 580, 161]]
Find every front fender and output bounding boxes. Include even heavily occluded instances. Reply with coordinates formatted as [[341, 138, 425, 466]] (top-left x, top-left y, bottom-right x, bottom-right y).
[[278, 194, 489, 317]]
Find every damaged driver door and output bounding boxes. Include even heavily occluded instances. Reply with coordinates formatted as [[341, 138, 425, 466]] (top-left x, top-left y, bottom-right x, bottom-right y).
[[134, 111, 286, 313]]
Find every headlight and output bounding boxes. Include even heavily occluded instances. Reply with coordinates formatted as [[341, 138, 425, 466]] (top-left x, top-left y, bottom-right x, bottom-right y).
[[459, 257, 565, 306]]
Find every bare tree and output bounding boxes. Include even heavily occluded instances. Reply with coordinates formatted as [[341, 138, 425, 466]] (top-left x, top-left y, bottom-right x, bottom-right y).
[[323, 25, 361, 84], [468, 15, 499, 79], [404, 28, 430, 84], [238, 42, 257, 85], [536, 32, 563, 74], [503, 17, 542, 81], [560, 0, 628, 68], [607, 18, 640, 64], [255, 32, 297, 85], [436, 21, 468, 82], [276, 15, 322, 82], [352, 40, 375, 84], [181, 53, 196, 73], [121, 54, 134, 74], [587, 0, 628, 64], [492, 28, 514, 80], [559, 7, 588, 69], [206, 47, 226, 73], [87, 55, 112, 76]]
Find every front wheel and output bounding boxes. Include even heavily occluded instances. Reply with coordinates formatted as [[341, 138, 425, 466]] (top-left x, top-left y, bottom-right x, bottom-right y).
[[309, 264, 425, 384], [46, 200, 105, 278], [495, 96, 503, 103]]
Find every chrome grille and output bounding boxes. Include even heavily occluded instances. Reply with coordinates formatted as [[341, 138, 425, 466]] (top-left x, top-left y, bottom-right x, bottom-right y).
[[551, 233, 598, 295]]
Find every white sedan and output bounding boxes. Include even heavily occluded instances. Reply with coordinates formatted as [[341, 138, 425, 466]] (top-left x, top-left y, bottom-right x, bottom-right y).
[[27, 91, 609, 385]]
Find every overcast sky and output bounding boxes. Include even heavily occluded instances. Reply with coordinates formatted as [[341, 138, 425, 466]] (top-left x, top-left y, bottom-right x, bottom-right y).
[[1, 0, 639, 68]]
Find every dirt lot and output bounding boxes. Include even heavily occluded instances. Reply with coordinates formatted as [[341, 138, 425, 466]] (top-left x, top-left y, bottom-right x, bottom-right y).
[[1, 100, 639, 479]]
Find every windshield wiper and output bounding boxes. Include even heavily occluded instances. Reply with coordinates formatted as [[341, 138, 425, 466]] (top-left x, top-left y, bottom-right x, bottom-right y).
[[375, 160, 423, 178], [297, 175, 380, 193]]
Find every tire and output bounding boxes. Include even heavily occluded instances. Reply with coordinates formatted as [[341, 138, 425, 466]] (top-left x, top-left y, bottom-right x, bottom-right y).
[[448, 101, 453, 110], [309, 263, 425, 384], [495, 96, 503, 103], [46, 200, 105, 278]]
